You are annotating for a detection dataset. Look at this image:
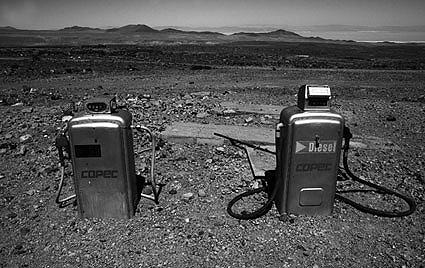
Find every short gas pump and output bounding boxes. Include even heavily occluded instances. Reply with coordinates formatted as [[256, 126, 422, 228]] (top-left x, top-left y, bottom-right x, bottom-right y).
[[54, 96, 161, 219], [217, 85, 416, 220]]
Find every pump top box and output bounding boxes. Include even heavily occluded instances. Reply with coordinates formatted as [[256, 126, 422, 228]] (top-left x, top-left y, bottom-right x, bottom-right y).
[[297, 85, 332, 111]]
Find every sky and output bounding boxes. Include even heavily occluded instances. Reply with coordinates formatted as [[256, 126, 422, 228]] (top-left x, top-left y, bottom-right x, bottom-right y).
[[0, 0, 424, 30]]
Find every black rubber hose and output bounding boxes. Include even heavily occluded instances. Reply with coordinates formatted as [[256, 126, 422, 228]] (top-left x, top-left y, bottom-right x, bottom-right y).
[[227, 187, 274, 220], [336, 128, 416, 217], [227, 170, 278, 220]]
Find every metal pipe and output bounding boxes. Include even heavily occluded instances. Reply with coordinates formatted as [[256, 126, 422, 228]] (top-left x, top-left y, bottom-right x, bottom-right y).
[[55, 164, 76, 208], [133, 125, 160, 204]]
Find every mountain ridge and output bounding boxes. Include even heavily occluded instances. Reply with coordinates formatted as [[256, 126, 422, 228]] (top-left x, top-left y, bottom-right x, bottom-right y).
[[0, 23, 338, 46]]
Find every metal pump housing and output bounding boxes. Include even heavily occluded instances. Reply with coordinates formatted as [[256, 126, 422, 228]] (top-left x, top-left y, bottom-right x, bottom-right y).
[[275, 85, 344, 216]]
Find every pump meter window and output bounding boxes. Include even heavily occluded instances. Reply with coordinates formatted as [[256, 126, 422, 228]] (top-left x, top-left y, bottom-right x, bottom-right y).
[[74, 144, 101, 158]]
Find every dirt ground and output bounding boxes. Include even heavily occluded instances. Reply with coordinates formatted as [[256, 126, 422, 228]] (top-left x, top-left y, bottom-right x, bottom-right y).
[[0, 46, 424, 267]]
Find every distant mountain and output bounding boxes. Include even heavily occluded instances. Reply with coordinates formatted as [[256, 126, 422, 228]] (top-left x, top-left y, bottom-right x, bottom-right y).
[[266, 29, 301, 37], [0, 26, 22, 32], [59, 26, 102, 32], [232, 29, 300, 37], [160, 28, 224, 36], [160, 28, 185, 34], [106, 24, 158, 33], [0, 23, 340, 46]]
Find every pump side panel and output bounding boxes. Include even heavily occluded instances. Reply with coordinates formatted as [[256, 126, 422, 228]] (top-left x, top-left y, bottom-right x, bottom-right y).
[[286, 118, 343, 215], [122, 127, 139, 213], [69, 122, 132, 219]]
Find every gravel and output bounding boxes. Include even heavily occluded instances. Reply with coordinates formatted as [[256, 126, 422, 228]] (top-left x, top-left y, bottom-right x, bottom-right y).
[[0, 47, 424, 267]]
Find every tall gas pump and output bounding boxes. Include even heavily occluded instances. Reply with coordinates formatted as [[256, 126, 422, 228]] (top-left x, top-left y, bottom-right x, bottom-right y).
[[217, 85, 416, 219], [274, 85, 344, 216], [54, 96, 161, 219]]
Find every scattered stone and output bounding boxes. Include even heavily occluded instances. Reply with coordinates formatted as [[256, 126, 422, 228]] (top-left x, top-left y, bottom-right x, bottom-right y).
[[18, 145, 27, 155], [182, 94, 192, 100], [260, 116, 273, 125], [5, 133, 13, 139], [0, 148, 7, 155], [196, 112, 209, 119], [185, 99, 194, 106], [191, 91, 211, 97], [252, 181, 260, 189], [205, 159, 213, 164], [245, 117, 254, 123], [182, 192, 194, 200], [62, 115, 73, 122], [142, 187, 153, 195], [216, 147, 225, 153], [25, 189, 37, 196], [221, 188, 232, 195], [198, 189, 206, 197], [151, 100, 161, 106], [49, 93, 62, 100], [19, 134, 32, 143], [223, 109, 236, 115], [22, 107, 33, 113]]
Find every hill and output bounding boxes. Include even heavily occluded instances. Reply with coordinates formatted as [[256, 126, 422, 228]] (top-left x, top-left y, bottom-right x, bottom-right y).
[[0, 24, 331, 46], [106, 24, 158, 33]]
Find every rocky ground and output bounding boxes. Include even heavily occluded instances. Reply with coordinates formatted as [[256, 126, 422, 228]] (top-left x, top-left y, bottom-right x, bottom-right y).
[[0, 46, 424, 267]]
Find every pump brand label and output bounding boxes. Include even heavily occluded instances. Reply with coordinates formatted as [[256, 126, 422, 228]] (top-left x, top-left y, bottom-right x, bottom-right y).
[[81, 170, 118, 179], [295, 140, 337, 154], [296, 163, 332, 172]]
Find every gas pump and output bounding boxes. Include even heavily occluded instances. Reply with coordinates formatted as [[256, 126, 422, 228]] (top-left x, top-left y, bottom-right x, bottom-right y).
[[54, 96, 161, 219], [217, 85, 416, 219]]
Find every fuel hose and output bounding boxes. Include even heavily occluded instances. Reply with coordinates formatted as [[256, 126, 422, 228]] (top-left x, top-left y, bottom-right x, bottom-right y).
[[335, 127, 417, 217], [226, 170, 277, 220], [221, 127, 416, 220], [214, 133, 281, 220]]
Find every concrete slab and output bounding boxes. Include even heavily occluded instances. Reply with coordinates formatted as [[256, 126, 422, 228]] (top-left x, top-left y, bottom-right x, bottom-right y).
[[220, 101, 283, 116], [246, 146, 276, 177], [219, 102, 357, 122], [161, 122, 275, 146], [161, 122, 401, 178], [161, 122, 399, 150]]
